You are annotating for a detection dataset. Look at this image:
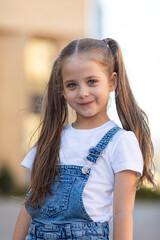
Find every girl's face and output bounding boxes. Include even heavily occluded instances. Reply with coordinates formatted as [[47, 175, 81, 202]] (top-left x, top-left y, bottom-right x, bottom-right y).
[[62, 54, 117, 126]]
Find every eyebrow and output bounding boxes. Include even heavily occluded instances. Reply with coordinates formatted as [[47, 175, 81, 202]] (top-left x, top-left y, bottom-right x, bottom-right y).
[[63, 80, 75, 86], [64, 75, 101, 83], [85, 75, 101, 80]]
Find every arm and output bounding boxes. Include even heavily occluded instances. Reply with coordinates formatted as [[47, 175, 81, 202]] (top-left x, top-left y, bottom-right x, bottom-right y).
[[113, 170, 137, 240], [12, 204, 31, 240]]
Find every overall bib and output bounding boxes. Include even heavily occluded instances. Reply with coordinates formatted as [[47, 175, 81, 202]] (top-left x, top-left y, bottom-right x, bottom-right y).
[[25, 127, 120, 240]]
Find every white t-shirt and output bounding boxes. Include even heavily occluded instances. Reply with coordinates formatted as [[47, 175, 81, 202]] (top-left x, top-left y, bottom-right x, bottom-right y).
[[21, 120, 143, 222]]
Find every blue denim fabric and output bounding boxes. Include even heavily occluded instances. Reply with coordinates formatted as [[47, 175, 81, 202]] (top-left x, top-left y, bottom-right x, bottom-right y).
[[25, 127, 120, 239], [26, 218, 109, 240], [86, 127, 120, 163]]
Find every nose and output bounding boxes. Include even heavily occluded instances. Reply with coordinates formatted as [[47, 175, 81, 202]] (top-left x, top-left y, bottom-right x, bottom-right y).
[[78, 85, 89, 99]]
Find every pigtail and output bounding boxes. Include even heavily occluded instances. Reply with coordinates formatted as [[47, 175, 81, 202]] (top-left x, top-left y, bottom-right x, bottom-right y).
[[107, 38, 155, 188], [27, 58, 68, 209]]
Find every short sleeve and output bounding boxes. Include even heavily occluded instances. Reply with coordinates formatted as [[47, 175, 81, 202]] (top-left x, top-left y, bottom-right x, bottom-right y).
[[21, 146, 37, 171], [111, 131, 143, 177]]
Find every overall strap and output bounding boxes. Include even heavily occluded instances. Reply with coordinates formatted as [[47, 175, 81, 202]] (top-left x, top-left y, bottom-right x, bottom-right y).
[[82, 127, 121, 174]]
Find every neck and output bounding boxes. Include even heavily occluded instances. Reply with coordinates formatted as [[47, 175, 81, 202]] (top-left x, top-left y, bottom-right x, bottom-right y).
[[72, 114, 110, 129]]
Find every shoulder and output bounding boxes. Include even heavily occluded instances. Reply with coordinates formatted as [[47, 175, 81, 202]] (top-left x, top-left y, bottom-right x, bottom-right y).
[[111, 129, 140, 152], [21, 146, 37, 171], [103, 121, 139, 151], [107, 129, 143, 176]]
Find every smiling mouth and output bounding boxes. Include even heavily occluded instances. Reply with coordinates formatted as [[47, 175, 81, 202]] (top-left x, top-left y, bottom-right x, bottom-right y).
[[79, 100, 95, 106]]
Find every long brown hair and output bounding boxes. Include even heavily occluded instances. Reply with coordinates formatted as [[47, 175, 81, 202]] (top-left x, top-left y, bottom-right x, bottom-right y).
[[27, 38, 155, 209]]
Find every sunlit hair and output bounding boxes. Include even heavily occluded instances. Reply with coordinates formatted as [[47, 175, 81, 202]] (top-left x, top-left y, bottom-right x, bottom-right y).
[[26, 38, 155, 209]]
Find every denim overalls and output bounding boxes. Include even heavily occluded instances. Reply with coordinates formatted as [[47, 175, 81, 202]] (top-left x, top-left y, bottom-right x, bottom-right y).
[[25, 127, 120, 240]]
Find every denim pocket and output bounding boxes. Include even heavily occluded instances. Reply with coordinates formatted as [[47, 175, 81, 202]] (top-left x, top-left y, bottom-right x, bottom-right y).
[[37, 176, 75, 217]]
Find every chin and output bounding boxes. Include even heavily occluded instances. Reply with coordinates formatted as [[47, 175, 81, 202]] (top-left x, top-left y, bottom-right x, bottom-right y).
[[81, 113, 96, 118]]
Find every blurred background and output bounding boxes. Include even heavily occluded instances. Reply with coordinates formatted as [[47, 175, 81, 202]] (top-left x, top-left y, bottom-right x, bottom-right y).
[[0, 0, 159, 239]]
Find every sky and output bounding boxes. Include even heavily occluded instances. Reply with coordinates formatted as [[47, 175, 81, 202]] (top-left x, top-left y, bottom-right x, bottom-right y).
[[99, 0, 160, 155]]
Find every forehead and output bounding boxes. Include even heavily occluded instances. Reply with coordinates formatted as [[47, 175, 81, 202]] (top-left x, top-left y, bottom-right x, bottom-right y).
[[61, 54, 106, 78]]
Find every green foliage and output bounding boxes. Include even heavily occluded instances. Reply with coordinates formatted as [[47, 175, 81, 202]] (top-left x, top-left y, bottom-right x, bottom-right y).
[[136, 185, 160, 200], [12, 187, 27, 197], [0, 165, 27, 196], [0, 166, 14, 194]]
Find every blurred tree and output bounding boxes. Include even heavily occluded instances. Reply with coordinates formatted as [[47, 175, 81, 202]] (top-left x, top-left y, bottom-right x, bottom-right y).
[[0, 165, 14, 194]]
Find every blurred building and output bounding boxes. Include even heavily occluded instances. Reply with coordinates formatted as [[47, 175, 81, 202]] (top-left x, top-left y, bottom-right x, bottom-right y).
[[0, 0, 102, 187]]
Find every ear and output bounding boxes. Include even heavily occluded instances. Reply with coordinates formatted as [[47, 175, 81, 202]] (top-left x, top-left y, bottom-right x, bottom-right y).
[[109, 72, 117, 92]]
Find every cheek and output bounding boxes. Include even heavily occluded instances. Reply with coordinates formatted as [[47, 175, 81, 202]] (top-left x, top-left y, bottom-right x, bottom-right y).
[[94, 88, 110, 104], [93, 85, 109, 97], [63, 91, 75, 103]]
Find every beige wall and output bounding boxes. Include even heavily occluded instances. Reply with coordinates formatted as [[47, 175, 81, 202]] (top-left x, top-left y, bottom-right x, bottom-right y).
[[0, 34, 28, 185], [0, 0, 86, 39], [0, 0, 86, 187]]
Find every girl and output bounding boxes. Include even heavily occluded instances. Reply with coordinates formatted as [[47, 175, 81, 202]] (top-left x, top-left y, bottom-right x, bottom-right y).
[[13, 38, 155, 240]]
